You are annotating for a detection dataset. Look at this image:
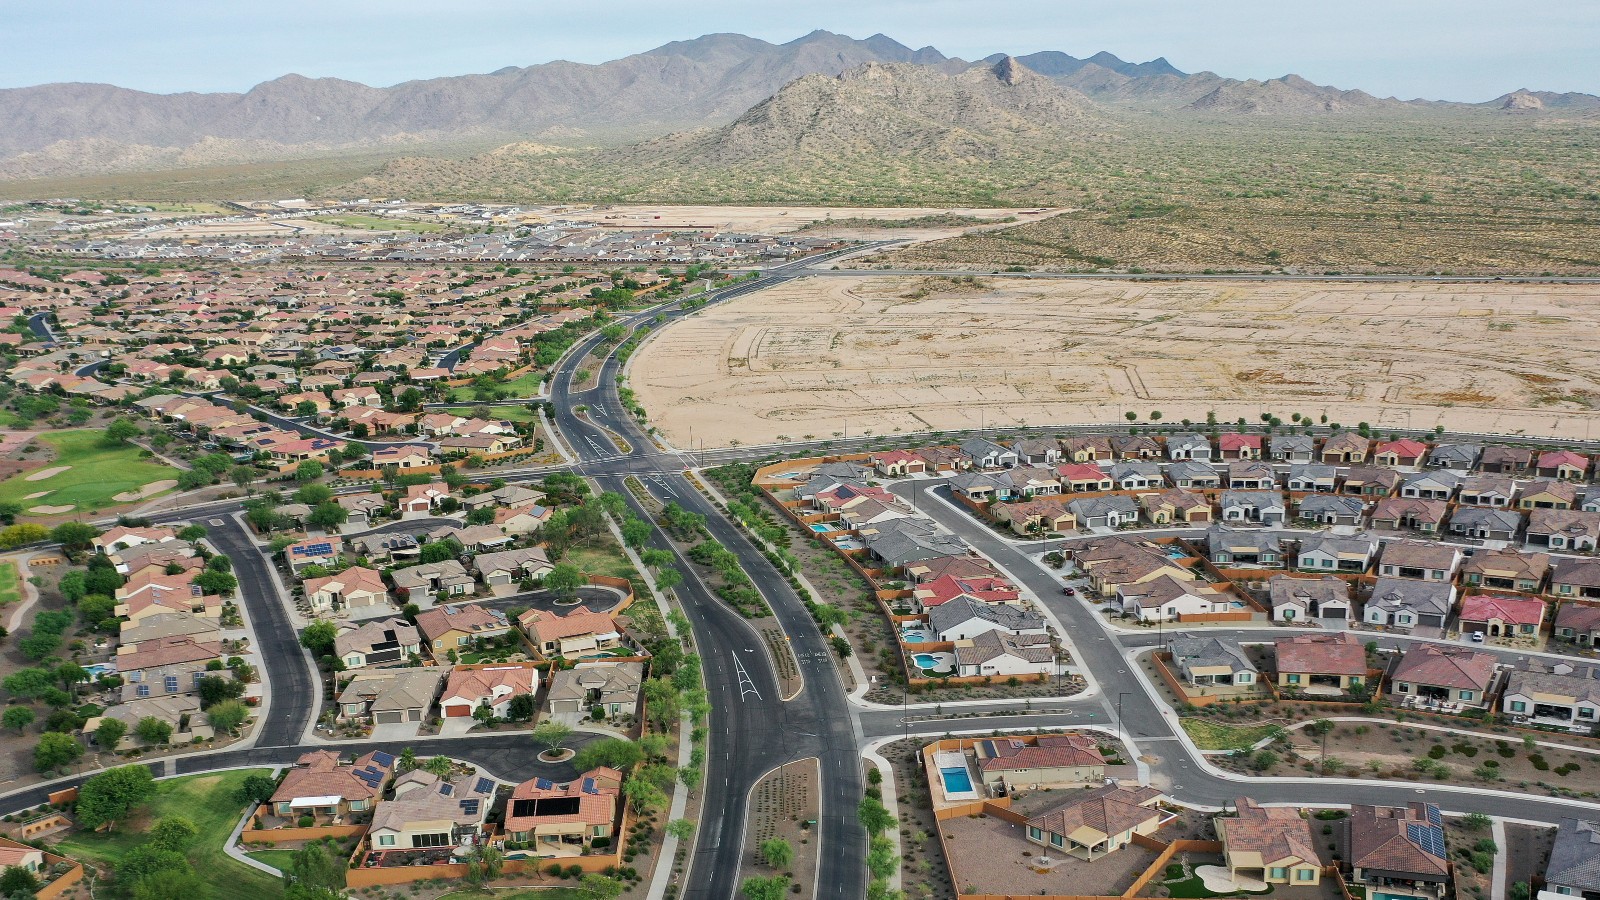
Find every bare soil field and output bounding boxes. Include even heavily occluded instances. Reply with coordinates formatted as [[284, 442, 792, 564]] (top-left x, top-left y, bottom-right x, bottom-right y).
[[630, 274, 1600, 447], [549, 204, 1053, 240]]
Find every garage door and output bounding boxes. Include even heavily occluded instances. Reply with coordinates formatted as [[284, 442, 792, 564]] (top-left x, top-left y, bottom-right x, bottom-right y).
[[408, 708, 423, 722], [374, 711, 404, 725], [443, 704, 471, 718]]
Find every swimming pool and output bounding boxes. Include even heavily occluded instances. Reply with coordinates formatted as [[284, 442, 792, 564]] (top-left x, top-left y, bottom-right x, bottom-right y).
[[1166, 548, 1188, 559], [940, 767, 974, 795], [834, 539, 863, 550], [81, 663, 117, 678], [902, 633, 926, 644], [913, 653, 941, 669], [809, 523, 836, 533], [1229, 601, 1246, 609]]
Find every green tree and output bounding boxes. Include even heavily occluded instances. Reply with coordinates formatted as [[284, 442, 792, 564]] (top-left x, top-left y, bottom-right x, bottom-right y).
[[0, 865, 39, 896], [135, 716, 173, 745], [176, 468, 212, 490], [33, 731, 82, 772], [858, 796, 895, 835], [197, 675, 245, 708], [114, 845, 188, 890], [741, 875, 791, 900], [232, 773, 279, 807], [307, 502, 348, 530], [760, 837, 794, 869], [133, 868, 208, 900], [300, 620, 338, 657], [95, 716, 127, 748], [295, 460, 324, 482], [466, 506, 496, 526], [230, 465, 256, 491], [3, 668, 54, 700], [148, 815, 199, 852], [621, 517, 652, 548], [543, 562, 584, 598], [103, 417, 142, 446], [506, 693, 537, 722], [423, 756, 454, 778], [533, 719, 573, 754], [580, 873, 626, 900], [286, 840, 345, 892], [572, 738, 643, 773], [195, 569, 238, 595], [49, 521, 99, 551], [1, 706, 34, 734], [294, 483, 333, 505], [666, 818, 696, 841], [207, 699, 249, 734]]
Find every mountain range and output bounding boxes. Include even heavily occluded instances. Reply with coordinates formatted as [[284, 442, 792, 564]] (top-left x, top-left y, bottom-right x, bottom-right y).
[[0, 29, 1595, 185]]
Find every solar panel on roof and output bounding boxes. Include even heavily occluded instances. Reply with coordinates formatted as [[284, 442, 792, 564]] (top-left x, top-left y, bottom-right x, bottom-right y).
[[582, 778, 597, 795], [294, 542, 332, 556], [534, 778, 555, 791], [440, 783, 454, 796], [1424, 804, 1442, 826], [371, 751, 395, 766], [1407, 823, 1446, 859], [473, 777, 494, 794], [460, 799, 480, 815]]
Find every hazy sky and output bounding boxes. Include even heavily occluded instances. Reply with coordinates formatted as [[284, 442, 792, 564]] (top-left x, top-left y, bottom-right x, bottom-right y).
[[5, 0, 1597, 101]]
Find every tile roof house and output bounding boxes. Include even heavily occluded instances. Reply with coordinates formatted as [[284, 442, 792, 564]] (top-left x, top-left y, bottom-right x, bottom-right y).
[[1139, 489, 1212, 525], [1520, 480, 1580, 511], [1168, 635, 1257, 687], [1167, 461, 1222, 490], [439, 663, 539, 718], [1399, 471, 1460, 501], [953, 630, 1056, 677], [1274, 632, 1368, 692], [503, 767, 623, 847], [972, 733, 1106, 788], [1320, 432, 1369, 464], [1556, 602, 1600, 646], [1528, 509, 1600, 552], [992, 499, 1076, 537], [1458, 474, 1516, 508], [1364, 577, 1456, 630], [337, 669, 445, 724], [1375, 541, 1460, 583], [1294, 533, 1373, 574], [1218, 433, 1263, 460], [911, 574, 1021, 612], [1546, 818, 1600, 899], [270, 749, 395, 821], [1461, 549, 1548, 593], [1538, 450, 1591, 481], [415, 603, 511, 656], [1342, 466, 1401, 498], [1268, 575, 1353, 623], [1207, 524, 1283, 568], [1218, 797, 1322, 886], [1502, 663, 1600, 732], [391, 559, 475, 598], [519, 609, 623, 659], [1055, 463, 1114, 492], [1218, 491, 1286, 526], [928, 595, 1048, 642], [335, 617, 421, 669], [471, 546, 554, 586], [1374, 439, 1429, 467], [546, 661, 644, 725], [1024, 784, 1168, 861], [1342, 803, 1449, 898], [1286, 463, 1339, 493], [1390, 644, 1499, 710], [304, 566, 388, 614], [1370, 497, 1448, 533], [1458, 594, 1546, 640], [1269, 434, 1315, 463], [1117, 574, 1231, 623], [1167, 433, 1213, 461], [1553, 559, 1600, 603], [1427, 443, 1481, 470], [368, 769, 495, 853]]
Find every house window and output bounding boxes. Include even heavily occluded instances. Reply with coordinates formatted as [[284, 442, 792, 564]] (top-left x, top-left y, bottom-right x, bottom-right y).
[[1521, 624, 1535, 634], [1237, 673, 1254, 684], [1510, 701, 1526, 712], [1397, 683, 1410, 694], [1028, 827, 1042, 841], [1431, 570, 1445, 580], [1050, 833, 1064, 848], [1397, 615, 1412, 625], [1270, 868, 1288, 880], [1297, 869, 1316, 882], [378, 835, 395, 847], [458, 636, 469, 646], [1582, 708, 1597, 720], [412, 833, 450, 849], [192, 671, 205, 686], [1459, 690, 1475, 702], [1287, 674, 1301, 685]]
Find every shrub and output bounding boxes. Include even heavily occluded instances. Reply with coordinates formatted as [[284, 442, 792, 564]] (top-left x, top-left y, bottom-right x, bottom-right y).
[[298, 815, 313, 828], [1428, 745, 1447, 759]]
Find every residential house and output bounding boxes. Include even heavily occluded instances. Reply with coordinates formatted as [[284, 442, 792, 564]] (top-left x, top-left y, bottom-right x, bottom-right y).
[[93, 525, 176, 553], [1218, 798, 1322, 886], [1286, 464, 1339, 493], [1269, 434, 1315, 464], [546, 661, 644, 725], [1274, 632, 1368, 691], [270, 750, 394, 821], [1268, 575, 1354, 623], [1375, 541, 1459, 582], [373, 445, 433, 469], [120, 660, 223, 702], [520, 609, 623, 659], [1481, 445, 1534, 475], [1167, 461, 1222, 490], [1011, 439, 1060, 466], [1066, 495, 1141, 529], [472, 546, 554, 587], [336, 669, 445, 724], [1553, 559, 1600, 602], [1296, 494, 1364, 526], [1167, 635, 1257, 687], [1427, 443, 1482, 470], [959, 438, 1017, 470], [367, 769, 495, 852], [1108, 460, 1162, 491], [353, 533, 420, 565], [928, 596, 1049, 642], [993, 499, 1076, 536], [1528, 509, 1600, 551], [1219, 433, 1263, 460], [337, 492, 389, 528], [391, 559, 475, 599], [1342, 466, 1400, 497], [1584, 490, 1600, 514], [503, 767, 622, 848], [1343, 804, 1450, 900], [949, 472, 1012, 503], [913, 446, 969, 473], [870, 449, 928, 476], [1321, 432, 1369, 464], [972, 734, 1105, 789], [1461, 549, 1548, 593], [1374, 439, 1429, 467], [1208, 524, 1283, 567], [1502, 663, 1600, 732], [1389, 644, 1498, 709], [1539, 450, 1591, 481], [1227, 460, 1277, 490], [1399, 471, 1459, 501], [1118, 574, 1232, 622], [400, 481, 451, 515], [1447, 506, 1523, 541], [1520, 480, 1580, 510], [1072, 537, 1193, 597], [284, 536, 343, 574], [1023, 784, 1168, 861], [1556, 602, 1600, 645], [859, 518, 969, 571], [1000, 466, 1064, 497], [910, 574, 1021, 613], [336, 617, 421, 669], [1364, 577, 1456, 630], [1055, 462, 1115, 493], [1458, 594, 1546, 640], [1546, 819, 1600, 899], [495, 503, 553, 536], [1139, 489, 1211, 525], [461, 485, 542, 511], [1167, 433, 1213, 461], [1060, 435, 1113, 462], [303, 566, 388, 614], [415, 603, 512, 656], [1458, 474, 1517, 508], [953, 630, 1057, 677], [439, 663, 539, 718], [1112, 435, 1162, 459], [1218, 491, 1286, 526], [84, 695, 209, 750]]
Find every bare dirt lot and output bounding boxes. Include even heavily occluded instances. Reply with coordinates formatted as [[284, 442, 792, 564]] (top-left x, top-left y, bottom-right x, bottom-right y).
[[551, 204, 1052, 239], [631, 275, 1600, 448]]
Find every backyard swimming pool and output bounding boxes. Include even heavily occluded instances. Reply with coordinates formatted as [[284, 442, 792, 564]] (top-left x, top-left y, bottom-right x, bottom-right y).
[[940, 766, 974, 794], [809, 522, 836, 533], [902, 634, 926, 643]]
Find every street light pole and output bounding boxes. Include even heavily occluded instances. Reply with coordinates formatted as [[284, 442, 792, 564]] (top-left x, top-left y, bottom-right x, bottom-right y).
[[1117, 691, 1131, 747]]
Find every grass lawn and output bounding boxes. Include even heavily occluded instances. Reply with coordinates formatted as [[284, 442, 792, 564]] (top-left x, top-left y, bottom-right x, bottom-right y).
[[562, 541, 642, 583], [0, 429, 179, 514], [55, 769, 282, 900], [437, 404, 542, 424], [449, 370, 546, 402], [245, 849, 298, 873], [0, 561, 18, 607], [1179, 718, 1281, 751]]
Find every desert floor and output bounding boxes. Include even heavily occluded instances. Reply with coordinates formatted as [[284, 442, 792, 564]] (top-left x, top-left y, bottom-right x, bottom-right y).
[[628, 275, 1600, 448], [543, 204, 1055, 238]]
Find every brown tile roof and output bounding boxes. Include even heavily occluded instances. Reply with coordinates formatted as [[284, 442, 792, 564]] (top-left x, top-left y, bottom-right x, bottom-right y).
[[1393, 644, 1497, 690], [1274, 632, 1366, 677], [978, 734, 1104, 772], [1026, 784, 1163, 841], [1346, 804, 1449, 877], [271, 750, 393, 804], [1223, 798, 1320, 866]]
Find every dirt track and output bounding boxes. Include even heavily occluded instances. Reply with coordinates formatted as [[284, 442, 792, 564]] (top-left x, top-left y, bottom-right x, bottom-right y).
[[629, 275, 1600, 448]]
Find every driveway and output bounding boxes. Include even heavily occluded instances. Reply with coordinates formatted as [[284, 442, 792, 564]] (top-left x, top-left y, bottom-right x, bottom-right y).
[[369, 720, 424, 742]]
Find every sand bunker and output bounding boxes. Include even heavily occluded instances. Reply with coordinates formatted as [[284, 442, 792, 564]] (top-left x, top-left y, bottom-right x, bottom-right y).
[[23, 466, 70, 482], [23, 491, 50, 500], [27, 505, 75, 515], [632, 275, 1600, 447], [112, 479, 178, 502]]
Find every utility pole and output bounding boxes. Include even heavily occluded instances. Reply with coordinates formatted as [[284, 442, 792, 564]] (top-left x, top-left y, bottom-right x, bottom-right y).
[[1117, 691, 1131, 747]]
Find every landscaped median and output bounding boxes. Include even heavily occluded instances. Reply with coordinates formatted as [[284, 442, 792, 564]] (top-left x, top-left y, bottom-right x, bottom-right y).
[[1178, 718, 1285, 752]]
